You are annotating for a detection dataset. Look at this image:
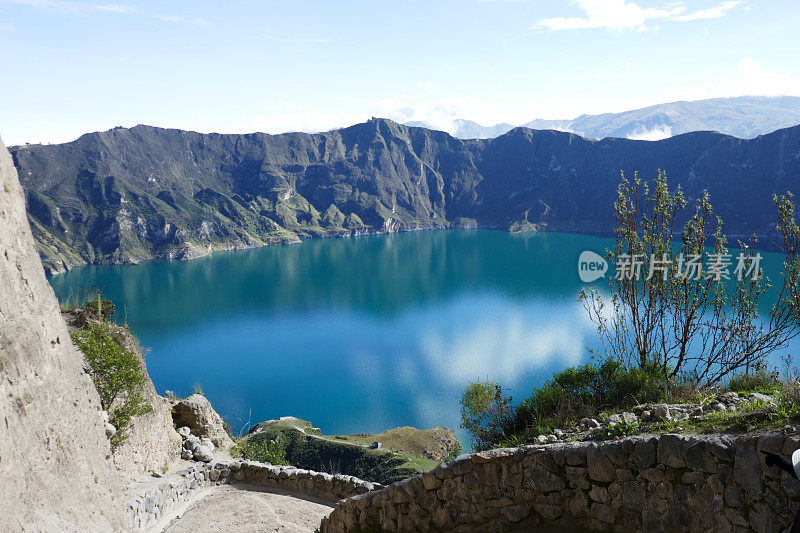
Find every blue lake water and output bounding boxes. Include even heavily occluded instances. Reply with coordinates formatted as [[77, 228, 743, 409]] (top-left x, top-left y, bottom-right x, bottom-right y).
[[47, 230, 795, 445]]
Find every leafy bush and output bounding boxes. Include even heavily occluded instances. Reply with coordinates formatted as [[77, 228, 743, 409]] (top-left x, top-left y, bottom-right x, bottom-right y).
[[460, 381, 514, 451], [517, 359, 679, 431], [70, 322, 151, 449], [231, 437, 289, 465], [461, 359, 682, 449], [444, 442, 463, 462], [83, 294, 116, 321], [604, 418, 640, 439]]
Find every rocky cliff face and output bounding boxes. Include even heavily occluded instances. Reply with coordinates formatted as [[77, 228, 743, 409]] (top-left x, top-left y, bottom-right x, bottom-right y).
[[0, 136, 125, 530], [11, 120, 800, 273]]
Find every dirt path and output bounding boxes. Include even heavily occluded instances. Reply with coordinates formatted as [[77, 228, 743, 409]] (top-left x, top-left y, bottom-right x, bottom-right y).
[[159, 484, 334, 533]]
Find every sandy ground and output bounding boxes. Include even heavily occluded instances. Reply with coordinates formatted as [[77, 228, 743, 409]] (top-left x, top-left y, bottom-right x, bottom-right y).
[[160, 484, 334, 533]]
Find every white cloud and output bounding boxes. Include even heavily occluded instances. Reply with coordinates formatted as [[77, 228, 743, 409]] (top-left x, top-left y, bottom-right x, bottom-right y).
[[673, 0, 743, 21], [200, 96, 492, 138], [535, 0, 745, 32], [626, 124, 673, 140], [3, 0, 135, 15], [689, 56, 800, 99]]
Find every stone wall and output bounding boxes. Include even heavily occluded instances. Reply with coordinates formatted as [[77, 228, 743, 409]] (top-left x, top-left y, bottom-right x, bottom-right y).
[[0, 136, 126, 530], [127, 459, 382, 530], [321, 431, 800, 532]]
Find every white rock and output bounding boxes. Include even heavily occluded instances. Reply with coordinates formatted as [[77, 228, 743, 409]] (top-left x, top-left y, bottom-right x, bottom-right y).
[[184, 435, 201, 451], [587, 418, 601, 428], [200, 438, 215, 453], [177, 426, 191, 439], [105, 423, 116, 438], [193, 445, 213, 463]]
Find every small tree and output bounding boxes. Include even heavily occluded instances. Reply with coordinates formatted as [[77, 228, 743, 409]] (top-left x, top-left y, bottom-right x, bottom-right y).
[[579, 171, 800, 386], [460, 381, 513, 451]]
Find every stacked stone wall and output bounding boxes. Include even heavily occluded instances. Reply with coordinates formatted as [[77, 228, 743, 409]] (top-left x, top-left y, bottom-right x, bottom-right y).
[[321, 432, 800, 532]]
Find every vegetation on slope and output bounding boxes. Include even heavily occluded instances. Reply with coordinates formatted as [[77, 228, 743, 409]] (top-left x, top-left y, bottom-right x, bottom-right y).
[[67, 293, 152, 450], [232, 417, 450, 484]]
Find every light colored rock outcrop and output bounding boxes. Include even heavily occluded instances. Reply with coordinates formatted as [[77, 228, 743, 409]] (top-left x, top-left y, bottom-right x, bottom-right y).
[[171, 394, 235, 449], [0, 136, 125, 530]]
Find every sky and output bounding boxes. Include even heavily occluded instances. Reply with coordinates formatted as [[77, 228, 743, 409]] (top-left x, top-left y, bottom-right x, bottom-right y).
[[1, 0, 799, 145]]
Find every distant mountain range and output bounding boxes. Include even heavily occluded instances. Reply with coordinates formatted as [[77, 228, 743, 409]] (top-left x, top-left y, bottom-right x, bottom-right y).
[[406, 96, 800, 140], [10, 118, 800, 274]]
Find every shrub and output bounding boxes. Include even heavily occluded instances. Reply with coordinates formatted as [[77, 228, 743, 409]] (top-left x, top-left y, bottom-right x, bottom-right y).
[[70, 322, 152, 449], [444, 442, 463, 462], [517, 359, 679, 431], [83, 294, 116, 321], [232, 437, 289, 465], [460, 381, 514, 451]]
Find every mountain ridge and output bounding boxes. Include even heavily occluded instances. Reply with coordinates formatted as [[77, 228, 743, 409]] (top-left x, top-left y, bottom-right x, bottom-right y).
[[404, 96, 800, 140], [11, 118, 800, 274]]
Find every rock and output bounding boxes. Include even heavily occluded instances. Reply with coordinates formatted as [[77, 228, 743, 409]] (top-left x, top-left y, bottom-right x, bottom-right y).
[[177, 426, 191, 438], [536, 435, 548, 444], [587, 444, 616, 483], [502, 504, 530, 523], [651, 404, 670, 422], [180, 449, 193, 460], [171, 394, 234, 449], [734, 446, 762, 493], [657, 434, 686, 468], [684, 442, 717, 473], [634, 438, 657, 468], [192, 445, 213, 463], [105, 423, 117, 439], [553, 429, 564, 438], [184, 435, 201, 452], [718, 391, 739, 405], [591, 502, 615, 523], [587, 418, 601, 428], [546, 435, 558, 443], [607, 414, 622, 424], [200, 438, 215, 453], [748, 392, 776, 406]]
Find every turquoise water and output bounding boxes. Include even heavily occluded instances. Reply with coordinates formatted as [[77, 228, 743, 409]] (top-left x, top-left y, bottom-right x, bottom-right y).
[[48, 230, 794, 444]]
